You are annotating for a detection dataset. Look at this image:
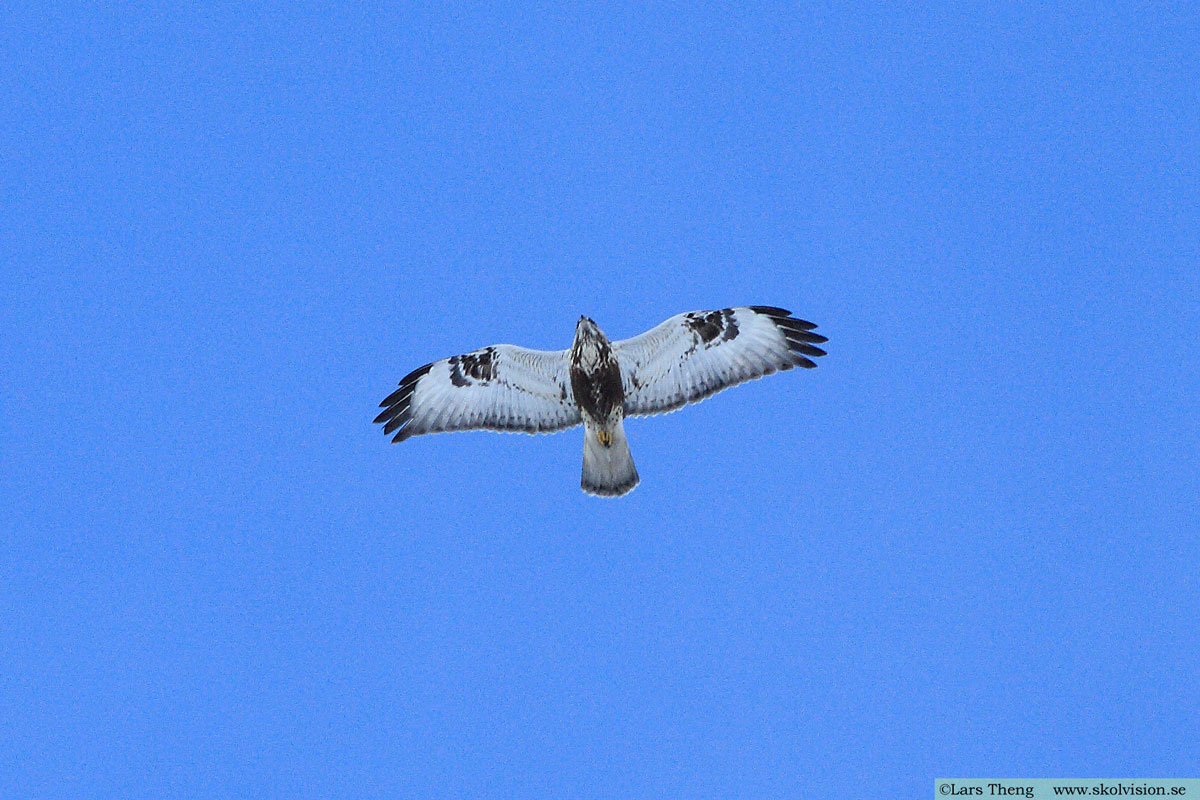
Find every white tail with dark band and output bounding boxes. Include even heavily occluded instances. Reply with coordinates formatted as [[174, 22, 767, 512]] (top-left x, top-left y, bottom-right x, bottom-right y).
[[581, 421, 639, 497]]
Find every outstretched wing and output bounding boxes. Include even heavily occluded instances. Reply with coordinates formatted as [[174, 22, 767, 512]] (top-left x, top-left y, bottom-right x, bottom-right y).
[[374, 345, 581, 442], [612, 306, 827, 417]]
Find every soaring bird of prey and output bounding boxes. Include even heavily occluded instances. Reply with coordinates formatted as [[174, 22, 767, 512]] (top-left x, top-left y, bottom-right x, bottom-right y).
[[374, 306, 827, 497]]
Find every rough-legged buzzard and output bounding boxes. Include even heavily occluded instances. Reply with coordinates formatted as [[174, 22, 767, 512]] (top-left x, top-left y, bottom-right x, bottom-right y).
[[374, 306, 827, 496]]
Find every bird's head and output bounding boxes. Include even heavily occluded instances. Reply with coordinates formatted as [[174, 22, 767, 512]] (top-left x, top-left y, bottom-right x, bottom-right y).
[[576, 315, 598, 334], [572, 316, 609, 360]]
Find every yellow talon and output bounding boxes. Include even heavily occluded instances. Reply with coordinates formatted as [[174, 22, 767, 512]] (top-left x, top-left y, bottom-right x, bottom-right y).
[[597, 430, 613, 447]]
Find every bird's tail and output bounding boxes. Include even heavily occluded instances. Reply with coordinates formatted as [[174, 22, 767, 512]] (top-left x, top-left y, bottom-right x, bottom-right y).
[[581, 420, 639, 497]]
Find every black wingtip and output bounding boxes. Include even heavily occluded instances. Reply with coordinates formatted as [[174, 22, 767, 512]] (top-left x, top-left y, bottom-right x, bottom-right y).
[[748, 305, 792, 317], [775, 316, 821, 335], [788, 342, 827, 358], [792, 330, 828, 344], [750, 306, 828, 365], [381, 406, 410, 436], [750, 306, 818, 329], [375, 362, 434, 441]]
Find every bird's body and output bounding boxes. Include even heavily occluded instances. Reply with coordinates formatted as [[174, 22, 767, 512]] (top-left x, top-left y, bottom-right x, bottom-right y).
[[374, 306, 827, 496], [569, 317, 637, 496]]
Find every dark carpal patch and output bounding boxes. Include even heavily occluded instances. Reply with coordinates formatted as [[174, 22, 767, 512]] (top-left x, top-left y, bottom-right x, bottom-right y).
[[447, 356, 468, 387], [685, 308, 739, 346], [719, 308, 739, 341], [460, 347, 496, 381], [448, 347, 496, 387], [685, 310, 722, 344]]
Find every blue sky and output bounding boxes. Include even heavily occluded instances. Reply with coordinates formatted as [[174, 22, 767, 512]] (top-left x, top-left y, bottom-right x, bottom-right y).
[[3, 1, 1198, 797]]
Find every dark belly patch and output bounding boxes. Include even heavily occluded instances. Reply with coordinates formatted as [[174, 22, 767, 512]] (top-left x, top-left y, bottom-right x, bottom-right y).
[[570, 356, 624, 422]]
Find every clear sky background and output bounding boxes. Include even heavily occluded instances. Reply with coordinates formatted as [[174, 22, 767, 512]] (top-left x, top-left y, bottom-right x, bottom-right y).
[[3, 2, 1198, 797]]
